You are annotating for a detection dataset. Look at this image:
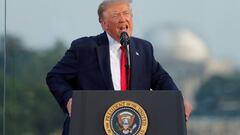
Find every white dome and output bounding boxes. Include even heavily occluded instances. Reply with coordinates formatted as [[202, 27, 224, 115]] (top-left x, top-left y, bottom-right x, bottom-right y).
[[173, 29, 209, 62]]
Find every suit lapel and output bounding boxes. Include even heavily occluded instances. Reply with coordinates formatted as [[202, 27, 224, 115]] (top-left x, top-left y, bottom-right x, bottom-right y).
[[129, 38, 141, 90], [96, 32, 114, 90]]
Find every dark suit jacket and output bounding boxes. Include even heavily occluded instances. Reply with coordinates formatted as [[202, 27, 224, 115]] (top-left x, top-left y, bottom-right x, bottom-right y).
[[46, 32, 178, 135]]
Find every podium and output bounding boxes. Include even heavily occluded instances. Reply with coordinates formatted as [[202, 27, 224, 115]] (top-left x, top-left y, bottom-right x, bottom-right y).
[[69, 90, 187, 135]]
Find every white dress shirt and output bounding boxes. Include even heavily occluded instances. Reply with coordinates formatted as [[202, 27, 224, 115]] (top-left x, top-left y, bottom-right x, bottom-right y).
[[107, 33, 122, 90]]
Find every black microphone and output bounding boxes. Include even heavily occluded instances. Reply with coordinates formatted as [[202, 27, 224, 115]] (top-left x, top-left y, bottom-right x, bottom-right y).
[[119, 32, 130, 90], [120, 32, 130, 47]]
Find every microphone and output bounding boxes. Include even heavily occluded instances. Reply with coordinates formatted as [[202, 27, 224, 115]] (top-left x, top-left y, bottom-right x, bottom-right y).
[[120, 32, 130, 47]]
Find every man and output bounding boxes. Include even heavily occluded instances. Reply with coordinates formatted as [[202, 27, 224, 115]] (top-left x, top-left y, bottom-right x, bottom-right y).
[[46, 0, 192, 135]]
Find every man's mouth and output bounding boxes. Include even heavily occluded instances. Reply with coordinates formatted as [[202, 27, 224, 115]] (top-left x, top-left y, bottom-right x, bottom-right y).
[[119, 25, 128, 32]]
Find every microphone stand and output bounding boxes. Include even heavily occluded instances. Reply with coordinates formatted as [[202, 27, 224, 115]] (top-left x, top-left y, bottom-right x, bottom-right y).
[[123, 45, 130, 90]]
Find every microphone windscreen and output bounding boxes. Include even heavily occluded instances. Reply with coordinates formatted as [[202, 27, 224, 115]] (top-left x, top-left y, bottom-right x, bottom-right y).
[[120, 32, 130, 46]]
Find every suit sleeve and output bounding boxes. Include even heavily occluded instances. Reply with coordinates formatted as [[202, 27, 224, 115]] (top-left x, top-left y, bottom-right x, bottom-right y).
[[149, 44, 179, 90], [46, 40, 79, 113]]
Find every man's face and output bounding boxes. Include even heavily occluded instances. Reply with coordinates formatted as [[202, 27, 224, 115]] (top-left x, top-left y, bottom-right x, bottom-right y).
[[100, 3, 133, 42]]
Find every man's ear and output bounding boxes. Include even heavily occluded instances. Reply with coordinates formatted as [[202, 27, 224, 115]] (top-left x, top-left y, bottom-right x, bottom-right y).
[[100, 19, 108, 31]]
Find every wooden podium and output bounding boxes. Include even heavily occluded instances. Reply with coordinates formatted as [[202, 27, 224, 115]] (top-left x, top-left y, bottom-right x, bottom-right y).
[[69, 90, 187, 135]]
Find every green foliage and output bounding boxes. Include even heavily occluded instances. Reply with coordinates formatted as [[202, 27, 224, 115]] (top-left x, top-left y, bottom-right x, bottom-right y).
[[0, 35, 67, 135], [194, 73, 240, 117]]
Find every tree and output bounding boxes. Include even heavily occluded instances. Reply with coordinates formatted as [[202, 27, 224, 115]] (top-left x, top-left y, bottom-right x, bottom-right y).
[[0, 35, 67, 135], [194, 73, 240, 117]]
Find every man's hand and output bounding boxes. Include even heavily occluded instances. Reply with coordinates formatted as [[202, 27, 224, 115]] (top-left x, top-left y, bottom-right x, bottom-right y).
[[67, 98, 72, 117], [184, 99, 192, 121]]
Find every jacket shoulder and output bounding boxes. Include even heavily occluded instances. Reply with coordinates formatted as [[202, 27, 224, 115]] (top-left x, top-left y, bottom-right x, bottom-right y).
[[131, 36, 153, 49], [70, 32, 107, 49], [71, 36, 97, 48]]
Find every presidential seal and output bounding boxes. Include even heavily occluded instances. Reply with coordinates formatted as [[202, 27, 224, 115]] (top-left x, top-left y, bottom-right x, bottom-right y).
[[104, 100, 148, 135]]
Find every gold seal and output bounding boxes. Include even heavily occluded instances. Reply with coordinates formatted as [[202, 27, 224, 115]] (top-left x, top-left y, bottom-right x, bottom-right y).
[[104, 100, 148, 135]]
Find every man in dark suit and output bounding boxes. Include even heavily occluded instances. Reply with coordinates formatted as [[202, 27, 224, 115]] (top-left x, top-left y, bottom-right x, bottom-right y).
[[46, 0, 192, 134]]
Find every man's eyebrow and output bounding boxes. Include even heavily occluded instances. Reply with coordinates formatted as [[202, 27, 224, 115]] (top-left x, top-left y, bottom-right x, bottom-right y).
[[111, 10, 130, 14]]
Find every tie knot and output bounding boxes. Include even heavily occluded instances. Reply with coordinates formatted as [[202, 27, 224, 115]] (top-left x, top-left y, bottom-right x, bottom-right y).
[[120, 46, 127, 53], [120, 45, 124, 50]]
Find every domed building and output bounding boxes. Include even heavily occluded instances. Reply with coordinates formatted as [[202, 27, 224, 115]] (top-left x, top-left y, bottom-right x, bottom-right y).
[[144, 25, 232, 107], [173, 29, 209, 63]]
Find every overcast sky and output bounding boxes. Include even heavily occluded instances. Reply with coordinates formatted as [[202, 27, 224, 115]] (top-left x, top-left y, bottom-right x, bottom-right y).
[[1, 0, 240, 68]]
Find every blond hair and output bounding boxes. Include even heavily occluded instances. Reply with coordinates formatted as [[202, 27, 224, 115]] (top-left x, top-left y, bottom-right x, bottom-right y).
[[98, 0, 132, 22]]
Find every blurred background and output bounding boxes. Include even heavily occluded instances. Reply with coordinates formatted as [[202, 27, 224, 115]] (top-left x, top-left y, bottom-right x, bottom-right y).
[[1, 0, 240, 135]]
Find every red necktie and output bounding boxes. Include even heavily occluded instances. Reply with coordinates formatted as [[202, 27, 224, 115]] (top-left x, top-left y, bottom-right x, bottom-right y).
[[120, 46, 127, 91]]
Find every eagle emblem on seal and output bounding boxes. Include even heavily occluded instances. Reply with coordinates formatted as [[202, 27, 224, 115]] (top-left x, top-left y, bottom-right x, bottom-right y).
[[116, 111, 137, 134]]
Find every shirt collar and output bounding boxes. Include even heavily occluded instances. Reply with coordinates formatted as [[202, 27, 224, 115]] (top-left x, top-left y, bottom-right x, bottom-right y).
[[107, 33, 121, 52]]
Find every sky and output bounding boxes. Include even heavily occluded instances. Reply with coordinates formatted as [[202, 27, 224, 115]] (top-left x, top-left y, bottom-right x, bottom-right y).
[[1, 0, 240, 68]]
